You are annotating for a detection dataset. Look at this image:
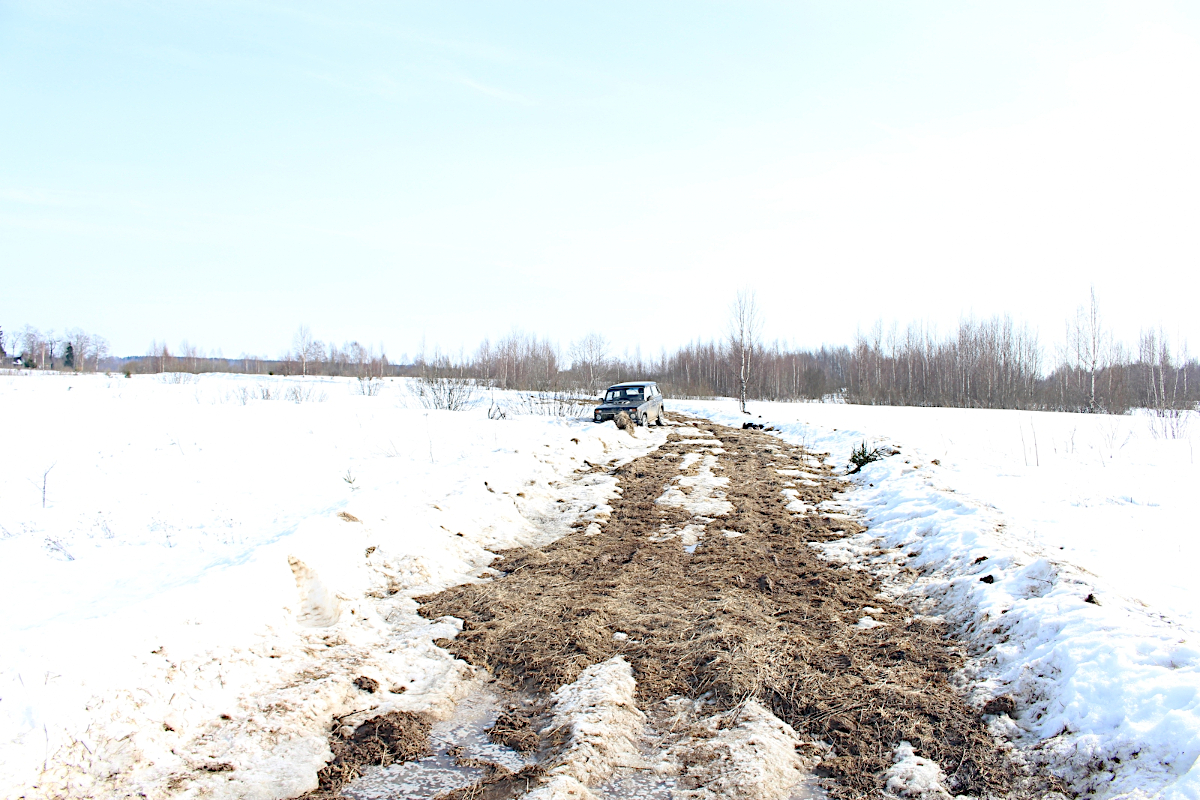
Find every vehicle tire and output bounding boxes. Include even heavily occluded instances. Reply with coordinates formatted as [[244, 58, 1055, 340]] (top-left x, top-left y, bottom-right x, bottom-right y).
[[655, 408, 665, 426], [640, 413, 649, 427]]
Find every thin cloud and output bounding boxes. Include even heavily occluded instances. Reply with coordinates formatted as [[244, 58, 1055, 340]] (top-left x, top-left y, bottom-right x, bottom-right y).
[[449, 76, 535, 106]]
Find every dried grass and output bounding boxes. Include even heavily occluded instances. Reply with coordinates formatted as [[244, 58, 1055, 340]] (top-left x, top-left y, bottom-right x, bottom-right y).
[[419, 417, 1027, 798]]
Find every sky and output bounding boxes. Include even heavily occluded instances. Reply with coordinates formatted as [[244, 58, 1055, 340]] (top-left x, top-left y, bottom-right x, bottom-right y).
[[2, 1, 1198, 361]]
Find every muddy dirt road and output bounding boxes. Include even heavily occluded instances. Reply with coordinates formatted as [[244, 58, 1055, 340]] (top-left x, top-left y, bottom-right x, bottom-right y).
[[313, 416, 1051, 799]]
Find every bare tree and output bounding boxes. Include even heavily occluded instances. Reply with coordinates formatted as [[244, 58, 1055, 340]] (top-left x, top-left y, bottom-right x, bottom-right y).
[[569, 332, 610, 394], [65, 329, 93, 373], [293, 324, 315, 376], [1069, 287, 1111, 412], [90, 335, 110, 372], [729, 289, 763, 414], [180, 340, 202, 373]]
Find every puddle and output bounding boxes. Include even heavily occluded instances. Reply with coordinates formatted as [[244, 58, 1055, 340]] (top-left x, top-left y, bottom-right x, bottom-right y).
[[597, 769, 827, 799], [342, 687, 532, 799]]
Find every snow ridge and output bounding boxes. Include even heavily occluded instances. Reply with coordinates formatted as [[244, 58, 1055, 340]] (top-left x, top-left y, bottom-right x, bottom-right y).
[[526, 656, 646, 800]]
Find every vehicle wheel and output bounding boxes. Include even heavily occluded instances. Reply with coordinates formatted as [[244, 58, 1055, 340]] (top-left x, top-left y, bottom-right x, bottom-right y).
[[655, 408, 665, 426], [640, 414, 649, 427]]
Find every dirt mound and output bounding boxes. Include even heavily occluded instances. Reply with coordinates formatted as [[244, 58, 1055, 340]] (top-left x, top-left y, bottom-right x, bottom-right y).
[[419, 416, 1025, 797], [302, 710, 432, 799]]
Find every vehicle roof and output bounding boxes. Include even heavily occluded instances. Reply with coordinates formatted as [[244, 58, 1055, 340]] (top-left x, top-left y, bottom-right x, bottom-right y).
[[606, 381, 654, 388]]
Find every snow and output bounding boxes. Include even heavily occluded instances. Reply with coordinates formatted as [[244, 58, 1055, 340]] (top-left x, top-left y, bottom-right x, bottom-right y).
[[656, 454, 732, 519], [883, 741, 957, 800], [0, 372, 666, 799], [674, 397, 1200, 799], [532, 656, 646, 797], [7, 370, 1198, 799], [670, 700, 810, 800]]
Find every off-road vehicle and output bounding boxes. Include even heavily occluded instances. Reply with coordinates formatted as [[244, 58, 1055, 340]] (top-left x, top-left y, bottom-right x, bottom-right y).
[[593, 381, 665, 426]]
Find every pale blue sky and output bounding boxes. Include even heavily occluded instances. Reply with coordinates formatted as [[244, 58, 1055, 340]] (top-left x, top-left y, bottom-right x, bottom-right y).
[[2, 1, 1198, 358]]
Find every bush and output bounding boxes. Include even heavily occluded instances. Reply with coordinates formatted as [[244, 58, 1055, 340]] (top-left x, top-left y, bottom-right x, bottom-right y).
[[412, 375, 475, 411], [356, 376, 383, 397], [512, 391, 593, 418], [848, 441, 884, 474], [285, 384, 325, 404]]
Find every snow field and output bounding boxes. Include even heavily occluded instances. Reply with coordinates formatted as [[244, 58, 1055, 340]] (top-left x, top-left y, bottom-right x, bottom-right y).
[[674, 398, 1200, 799], [0, 372, 667, 799]]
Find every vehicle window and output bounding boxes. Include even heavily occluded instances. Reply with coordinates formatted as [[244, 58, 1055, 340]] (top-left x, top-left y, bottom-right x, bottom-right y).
[[605, 387, 644, 402]]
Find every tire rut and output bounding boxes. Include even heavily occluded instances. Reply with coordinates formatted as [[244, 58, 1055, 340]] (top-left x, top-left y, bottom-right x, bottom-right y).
[[417, 415, 1042, 798]]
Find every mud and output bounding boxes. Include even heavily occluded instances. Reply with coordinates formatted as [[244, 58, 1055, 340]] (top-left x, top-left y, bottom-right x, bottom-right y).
[[417, 416, 1027, 798], [301, 711, 432, 799]]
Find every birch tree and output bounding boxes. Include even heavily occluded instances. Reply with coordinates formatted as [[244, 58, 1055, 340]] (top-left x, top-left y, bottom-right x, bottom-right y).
[[729, 289, 763, 414]]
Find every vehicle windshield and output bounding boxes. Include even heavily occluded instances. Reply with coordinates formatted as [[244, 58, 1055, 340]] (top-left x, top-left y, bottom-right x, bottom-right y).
[[605, 387, 644, 402]]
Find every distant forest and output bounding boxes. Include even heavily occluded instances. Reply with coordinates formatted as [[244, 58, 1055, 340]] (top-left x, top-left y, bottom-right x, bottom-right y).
[[4, 292, 1196, 418]]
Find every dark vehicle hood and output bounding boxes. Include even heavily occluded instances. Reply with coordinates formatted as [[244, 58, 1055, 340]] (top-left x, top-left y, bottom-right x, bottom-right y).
[[596, 400, 645, 410]]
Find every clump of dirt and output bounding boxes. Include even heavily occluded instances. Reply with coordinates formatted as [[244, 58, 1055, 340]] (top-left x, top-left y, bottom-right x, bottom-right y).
[[353, 675, 379, 693], [419, 416, 1030, 798], [487, 708, 541, 754], [983, 695, 1018, 716], [301, 711, 432, 799]]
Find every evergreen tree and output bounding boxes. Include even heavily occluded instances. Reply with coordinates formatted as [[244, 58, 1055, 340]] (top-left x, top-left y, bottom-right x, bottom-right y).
[[63, 342, 75, 369]]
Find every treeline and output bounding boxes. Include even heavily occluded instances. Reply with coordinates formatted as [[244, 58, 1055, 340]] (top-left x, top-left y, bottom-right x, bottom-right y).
[[1, 326, 110, 371], [427, 316, 1197, 416], [1, 324, 404, 378], [127, 336, 401, 378], [7, 299, 1197, 417]]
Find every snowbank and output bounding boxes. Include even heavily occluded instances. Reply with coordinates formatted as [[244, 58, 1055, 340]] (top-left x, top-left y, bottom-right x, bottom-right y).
[[0, 373, 664, 799], [674, 398, 1200, 799], [527, 656, 646, 799]]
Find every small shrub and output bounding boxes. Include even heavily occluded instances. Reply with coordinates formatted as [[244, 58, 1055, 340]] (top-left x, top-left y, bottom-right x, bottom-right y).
[[412, 375, 475, 411], [848, 441, 884, 474], [512, 391, 593, 418], [285, 384, 325, 404], [356, 376, 383, 396]]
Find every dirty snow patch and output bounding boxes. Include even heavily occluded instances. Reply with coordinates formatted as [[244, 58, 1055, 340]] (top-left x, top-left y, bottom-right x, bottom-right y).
[[656, 455, 732, 518], [671, 700, 811, 800], [883, 741, 956, 799], [539, 657, 645, 789]]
